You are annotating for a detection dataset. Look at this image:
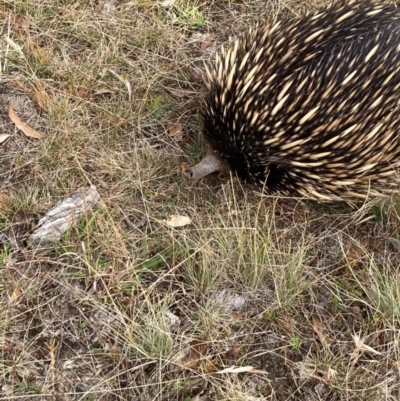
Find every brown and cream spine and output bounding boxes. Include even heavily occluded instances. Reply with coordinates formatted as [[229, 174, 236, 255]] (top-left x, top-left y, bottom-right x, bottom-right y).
[[186, 1, 400, 201]]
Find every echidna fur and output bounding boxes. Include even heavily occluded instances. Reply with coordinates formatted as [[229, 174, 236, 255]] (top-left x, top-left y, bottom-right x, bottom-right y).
[[188, 0, 400, 202]]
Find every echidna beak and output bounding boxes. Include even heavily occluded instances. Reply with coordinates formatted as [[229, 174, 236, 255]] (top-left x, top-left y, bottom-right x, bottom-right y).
[[184, 152, 228, 180]]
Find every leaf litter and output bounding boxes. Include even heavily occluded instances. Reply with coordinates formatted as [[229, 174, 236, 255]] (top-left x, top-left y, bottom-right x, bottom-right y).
[[166, 214, 192, 227], [8, 102, 44, 138]]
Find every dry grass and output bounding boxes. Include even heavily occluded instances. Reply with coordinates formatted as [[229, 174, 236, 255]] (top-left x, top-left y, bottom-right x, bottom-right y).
[[1, 0, 400, 400]]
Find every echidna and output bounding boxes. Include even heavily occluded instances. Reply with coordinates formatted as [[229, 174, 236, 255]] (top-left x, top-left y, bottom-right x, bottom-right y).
[[186, 0, 400, 201]]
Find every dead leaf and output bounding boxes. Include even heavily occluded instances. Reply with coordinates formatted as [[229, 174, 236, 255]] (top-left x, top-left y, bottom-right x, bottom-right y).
[[160, 0, 175, 7], [0, 195, 7, 212], [9, 287, 22, 303], [106, 69, 131, 101], [312, 315, 331, 348], [94, 88, 114, 96], [1, 384, 13, 396], [95, 0, 116, 13], [216, 365, 268, 374], [96, 217, 105, 233], [211, 290, 247, 312], [201, 34, 217, 50], [8, 102, 44, 138], [166, 214, 192, 227], [280, 316, 295, 334], [171, 339, 207, 370], [246, 368, 269, 374], [0, 336, 13, 352], [167, 88, 195, 98], [168, 123, 183, 141], [62, 359, 75, 370], [342, 241, 364, 268], [166, 311, 180, 332], [4, 36, 24, 57], [0, 134, 11, 144]]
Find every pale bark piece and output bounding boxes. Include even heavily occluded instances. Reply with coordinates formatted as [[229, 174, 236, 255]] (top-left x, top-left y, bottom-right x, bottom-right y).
[[216, 365, 268, 374], [30, 186, 100, 243], [166, 215, 192, 227]]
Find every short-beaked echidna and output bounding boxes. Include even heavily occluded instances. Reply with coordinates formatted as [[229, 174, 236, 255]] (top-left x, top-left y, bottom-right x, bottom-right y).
[[186, 0, 400, 201]]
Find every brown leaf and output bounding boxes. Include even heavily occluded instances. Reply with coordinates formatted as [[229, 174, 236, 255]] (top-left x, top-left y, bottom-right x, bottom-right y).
[[9, 287, 22, 303], [8, 102, 44, 138], [280, 316, 295, 334], [171, 339, 207, 370], [0, 195, 7, 212], [201, 34, 217, 50], [168, 123, 183, 141], [312, 315, 331, 348]]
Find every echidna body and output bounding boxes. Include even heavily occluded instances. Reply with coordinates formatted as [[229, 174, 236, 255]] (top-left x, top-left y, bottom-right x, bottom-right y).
[[187, 1, 400, 201]]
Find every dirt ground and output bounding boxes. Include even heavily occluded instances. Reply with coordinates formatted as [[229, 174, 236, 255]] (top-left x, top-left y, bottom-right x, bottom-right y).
[[1, 0, 400, 400]]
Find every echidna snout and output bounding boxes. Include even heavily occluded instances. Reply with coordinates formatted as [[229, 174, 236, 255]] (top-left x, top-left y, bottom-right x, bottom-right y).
[[185, 152, 228, 180]]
